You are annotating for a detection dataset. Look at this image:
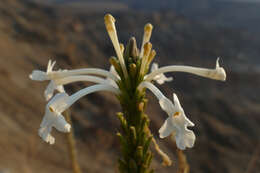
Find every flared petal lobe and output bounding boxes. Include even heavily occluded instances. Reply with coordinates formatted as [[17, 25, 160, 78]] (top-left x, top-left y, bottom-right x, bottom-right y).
[[159, 117, 176, 138], [151, 63, 173, 84]]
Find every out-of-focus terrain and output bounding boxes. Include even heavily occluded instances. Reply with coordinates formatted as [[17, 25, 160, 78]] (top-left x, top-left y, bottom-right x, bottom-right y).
[[0, 0, 259, 173]]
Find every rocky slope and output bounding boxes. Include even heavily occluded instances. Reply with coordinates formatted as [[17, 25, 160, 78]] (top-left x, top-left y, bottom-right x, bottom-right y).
[[0, 0, 259, 173]]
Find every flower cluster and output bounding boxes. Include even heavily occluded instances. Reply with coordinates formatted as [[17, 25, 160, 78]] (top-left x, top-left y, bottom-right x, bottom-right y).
[[30, 13, 226, 151]]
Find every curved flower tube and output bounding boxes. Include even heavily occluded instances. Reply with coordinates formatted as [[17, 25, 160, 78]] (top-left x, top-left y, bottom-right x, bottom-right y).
[[145, 58, 226, 82], [51, 84, 120, 113], [30, 60, 118, 82], [40, 84, 120, 144], [44, 75, 109, 101], [138, 81, 195, 150]]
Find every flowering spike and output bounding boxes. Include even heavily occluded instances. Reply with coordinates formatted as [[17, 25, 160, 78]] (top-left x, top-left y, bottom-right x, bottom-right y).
[[31, 14, 227, 172]]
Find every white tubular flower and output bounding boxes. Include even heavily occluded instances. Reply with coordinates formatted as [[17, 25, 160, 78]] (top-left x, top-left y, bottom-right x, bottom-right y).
[[44, 75, 108, 101], [145, 58, 226, 82], [30, 60, 118, 82], [138, 81, 195, 150], [40, 84, 119, 145], [151, 63, 173, 84], [104, 14, 128, 78], [159, 94, 195, 150], [39, 93, 71, 144]]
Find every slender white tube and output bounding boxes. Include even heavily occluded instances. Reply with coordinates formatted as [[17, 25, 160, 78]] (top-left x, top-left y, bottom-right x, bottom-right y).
[[145, 65, 226, 82], [54, 75, 107, 86], [138, 81, 165, 100], [62, 84, 120, 111], [48, 68, 118, 81]]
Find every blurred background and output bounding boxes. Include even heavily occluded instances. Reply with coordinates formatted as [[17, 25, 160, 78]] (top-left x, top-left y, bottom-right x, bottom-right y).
[[0, 0, 260, 172]]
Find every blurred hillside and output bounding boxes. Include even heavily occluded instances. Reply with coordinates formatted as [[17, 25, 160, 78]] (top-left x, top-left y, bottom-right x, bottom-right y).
[[29, 0, 260, 33], [0, 0, 260, 173]]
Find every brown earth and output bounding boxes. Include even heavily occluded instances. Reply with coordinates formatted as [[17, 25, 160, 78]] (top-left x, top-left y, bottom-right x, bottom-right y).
[[0, 0, 259, 173]]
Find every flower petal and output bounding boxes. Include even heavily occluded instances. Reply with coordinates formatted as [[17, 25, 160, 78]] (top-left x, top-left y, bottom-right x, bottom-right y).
[[172, 93, 181, 108], [53, 114, 71, 132], [44, 80, 56, 101], [38, 126, 55, 145], [29, 70, 47, 81], [47, 60, 56, 73], [159, 117, 176, 138], [175, 128, 195, 150], [151, 63, 173, 85], [56, 85, 65, 93]]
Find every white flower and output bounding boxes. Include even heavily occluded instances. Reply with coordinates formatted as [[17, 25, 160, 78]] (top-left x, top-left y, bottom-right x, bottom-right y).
[[145, 58, 226, 82], [39, 92, 71, 144], [30, 60, 119, 101], [30, 60, 118, 82], [39, 84, 120, 144], [151, 63, 173, 84], [159, 94, 195, 150]]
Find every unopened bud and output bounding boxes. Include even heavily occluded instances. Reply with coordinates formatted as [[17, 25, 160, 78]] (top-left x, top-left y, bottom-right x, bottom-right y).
[[129, 63, 137, 78], [144, 23, 153, 34], [138, 102, 145, 112], [120, 43, 124, 54], [125, 37, 139, 60], [143, 42, 152, 58], [109, 57, 121, 74], [104, 14, 116, 32], [140, 23, 153, 58], [148, 50, 156, 64]]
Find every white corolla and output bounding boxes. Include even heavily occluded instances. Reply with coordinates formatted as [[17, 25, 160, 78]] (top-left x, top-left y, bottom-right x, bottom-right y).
[[159, 94, 195, 150], [38, 93, 71, 144]]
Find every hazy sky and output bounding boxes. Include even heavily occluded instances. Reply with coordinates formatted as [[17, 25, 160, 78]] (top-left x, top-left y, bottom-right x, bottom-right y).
[[219, 0, 260, 2]]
